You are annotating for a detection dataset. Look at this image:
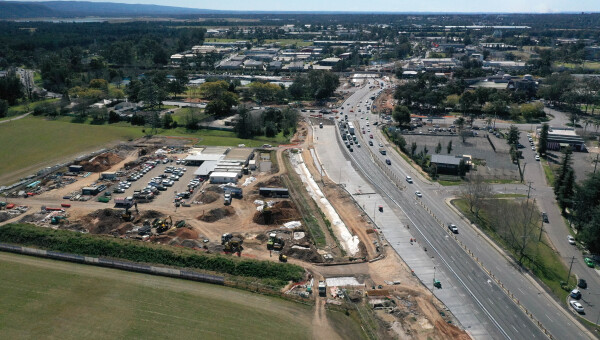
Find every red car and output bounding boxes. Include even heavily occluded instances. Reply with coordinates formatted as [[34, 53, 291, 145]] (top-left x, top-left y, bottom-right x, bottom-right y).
[[369, 134, 373, 139]]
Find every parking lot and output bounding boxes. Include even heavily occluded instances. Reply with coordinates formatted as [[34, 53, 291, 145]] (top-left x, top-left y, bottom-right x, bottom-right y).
[[107, 158, 200, 208]]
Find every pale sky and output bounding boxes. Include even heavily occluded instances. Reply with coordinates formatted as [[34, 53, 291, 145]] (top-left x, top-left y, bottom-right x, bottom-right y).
[[27, 0, 600, 13]]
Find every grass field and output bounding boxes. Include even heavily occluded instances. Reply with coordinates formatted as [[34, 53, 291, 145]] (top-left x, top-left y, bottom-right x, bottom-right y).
[[555, 62, 600, 70], [5, 98, 60, 118], [0, 252, 313, 340], [0, 116, 288, 184], [453, 198, 574, 301], [0, 116, 143, 185]]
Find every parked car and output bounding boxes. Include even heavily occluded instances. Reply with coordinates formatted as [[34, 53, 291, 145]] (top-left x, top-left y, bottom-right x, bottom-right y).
[[570, 300, 585, 313], [542, 212, 549, 223], [567, 235, 576, 245], [570, 289, 582, 299]]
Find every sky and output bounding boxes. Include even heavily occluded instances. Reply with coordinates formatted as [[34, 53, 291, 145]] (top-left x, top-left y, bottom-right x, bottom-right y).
[[36, 0, 600, 13]]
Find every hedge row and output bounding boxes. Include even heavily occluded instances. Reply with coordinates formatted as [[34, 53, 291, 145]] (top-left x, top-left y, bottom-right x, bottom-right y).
[[0, 224, 304, 283]]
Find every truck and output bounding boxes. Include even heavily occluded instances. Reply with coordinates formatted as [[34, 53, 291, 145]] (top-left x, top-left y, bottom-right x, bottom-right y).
[[224, 193, 232, 205], [114, 197, 134, 208], [224, 186, 243, 199], [347, 122, 355, 135], [318, 281, 326, 297]]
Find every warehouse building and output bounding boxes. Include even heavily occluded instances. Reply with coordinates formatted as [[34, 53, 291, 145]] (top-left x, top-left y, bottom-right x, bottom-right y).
[[543, 127, 586, 151], [209, 172, 239, 184]]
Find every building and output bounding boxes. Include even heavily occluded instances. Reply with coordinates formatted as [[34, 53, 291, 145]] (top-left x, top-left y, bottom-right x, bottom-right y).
[[82, 186, 100, 196], [430, 155, 467, 174], [542, 127, 586, 151], [68, 165, 84, 173], [209, 172, 239, 184], [100, 172, 118, 180], [259, 187, 289, 198], [184, 153, 225, 166]]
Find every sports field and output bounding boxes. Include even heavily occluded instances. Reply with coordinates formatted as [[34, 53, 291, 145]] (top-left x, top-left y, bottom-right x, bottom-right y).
[[0, 252, 313, 339]]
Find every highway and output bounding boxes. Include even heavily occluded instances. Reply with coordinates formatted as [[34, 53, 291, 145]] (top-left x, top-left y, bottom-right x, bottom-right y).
[[329, 78, 592, 339]]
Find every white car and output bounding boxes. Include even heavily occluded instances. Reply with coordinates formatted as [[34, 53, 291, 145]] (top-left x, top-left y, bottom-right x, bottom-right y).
[[568, 235, 576, 245], [406, 176, 413, 184], [415, 191, 422, 197], [535, 155, 540, 161], [570, 300, 584, 313]]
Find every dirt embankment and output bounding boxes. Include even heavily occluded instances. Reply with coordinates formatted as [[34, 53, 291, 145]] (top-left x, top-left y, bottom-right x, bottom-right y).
[[197, 206, 235, 223], [78, 152, 123, 172], [252, 200, 301, 225]]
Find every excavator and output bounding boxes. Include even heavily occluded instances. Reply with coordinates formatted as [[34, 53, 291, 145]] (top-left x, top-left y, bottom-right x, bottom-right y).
[[121, 206, 133, 222], [50, 215, 68, 225], [222, 233, 243, 256], [155, 216, 173, 233], [267, 233, 285, 251]]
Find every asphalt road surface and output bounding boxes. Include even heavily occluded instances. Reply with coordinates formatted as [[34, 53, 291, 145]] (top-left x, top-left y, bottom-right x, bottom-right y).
[[327, 78, 591, 339]]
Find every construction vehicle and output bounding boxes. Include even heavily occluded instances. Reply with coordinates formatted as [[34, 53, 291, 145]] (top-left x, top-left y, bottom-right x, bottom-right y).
[[221, 233, 243, 256], [175, 220, 186, 228], [121, 206, 133, 222], [155, 216, 173, 233], [279, 254, 288, 262], [50, 216, 68, 225], [223, 193, 232, 205], [267, 233, 285, 251], [224, 186, 243, 199], [318, 281, 326, 297]]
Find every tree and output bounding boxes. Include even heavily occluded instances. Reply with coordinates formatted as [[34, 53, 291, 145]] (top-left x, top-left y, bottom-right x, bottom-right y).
[[573, 172, 600, 252], [0, 72, 24, 105], [507, 125, 520, 146], [392, 105, 411, 125], [538, 123, 549, 155], [0, 99, 7, 118], [558, 168, 575, 213], [162, 113, 174, 129], [199, 80, 229, 100], [410, 142, 417, 157], [554, 146, 573, 196], [447, 140, 453, 154], [435, 141, 442, 154], [249, 82, 281, 103], [458, 159, 468, 177], [108, 111, 120, 124], [168, 69, 188, 99], [460, 174, 492, 216]]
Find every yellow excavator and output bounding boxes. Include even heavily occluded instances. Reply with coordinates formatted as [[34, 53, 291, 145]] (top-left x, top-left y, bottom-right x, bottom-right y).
[[222, 233, 243, 256], [154, 216, 173, 233]]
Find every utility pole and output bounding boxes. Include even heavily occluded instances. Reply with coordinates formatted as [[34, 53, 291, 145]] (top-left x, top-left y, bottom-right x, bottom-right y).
[[594, 154, 599, 174], [538, 215, 544, 241], [527, 181, 533, 199], [566, 256, 576, 285]]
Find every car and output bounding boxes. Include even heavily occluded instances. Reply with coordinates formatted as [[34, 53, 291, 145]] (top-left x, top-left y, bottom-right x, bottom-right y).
[[532, 146, 536, 151], [385, 159, 391, 165], [349, 147, 354, 152], [415, 191, 422, 197], [578, 279, 587, 289], [542, 212, 549, 223], [362, 130, 366, 134], [570, 289, 582, 299], [567, 235, 576, 245], [448, 224, 458, 233], [368, 141, 373, 146], [406, 176, 413, 183], [378, 143, 383, 147], [535, 155, 540, 161], [570, 300, 585, 313], [369, 134, 373, 139], [585, 257, 595, 268]]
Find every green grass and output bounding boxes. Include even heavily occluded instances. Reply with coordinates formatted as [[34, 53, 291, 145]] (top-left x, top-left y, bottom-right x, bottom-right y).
[[555, 61, 600, 70], [438, 180, 463, 186], [5, 98, 60, 117], [453, 198, 574, 301], [542, 159, 556, 186], [0, 252, 313, 340], [0, 116, 143, 185], [171, 107, 209, 124]]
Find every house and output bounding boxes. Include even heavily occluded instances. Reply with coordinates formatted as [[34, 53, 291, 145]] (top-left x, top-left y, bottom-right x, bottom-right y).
[[267, 61, 283, 70]]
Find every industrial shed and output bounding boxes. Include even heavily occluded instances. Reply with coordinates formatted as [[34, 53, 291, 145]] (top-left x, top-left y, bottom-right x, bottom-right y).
[[209, 172, 239, 184]]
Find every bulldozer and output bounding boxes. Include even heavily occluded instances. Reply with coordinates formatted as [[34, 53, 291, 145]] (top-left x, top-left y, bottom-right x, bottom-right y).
[[267, 233, 285, 251], [222, 233, 243, 256]]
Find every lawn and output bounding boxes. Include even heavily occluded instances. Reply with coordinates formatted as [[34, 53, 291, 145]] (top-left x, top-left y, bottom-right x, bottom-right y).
[[171, 107, 209, 124], [453, 198, 574, 301], [542, 159, 556, 186], [0, 116, 288, 185], [0, 116, 143, 185], [555, 62, 600, 70], [5, 98, 60, 117], [0, 252, 313, 340]]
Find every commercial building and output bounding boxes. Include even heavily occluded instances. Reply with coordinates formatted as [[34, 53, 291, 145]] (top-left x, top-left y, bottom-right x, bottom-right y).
[[209, 172, 239, 184], [430, 155, 468, 174], [542, 127, 586, 151]]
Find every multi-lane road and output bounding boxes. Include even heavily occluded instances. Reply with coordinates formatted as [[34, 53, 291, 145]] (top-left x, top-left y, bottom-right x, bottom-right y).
[[322, 78, 592, 339]]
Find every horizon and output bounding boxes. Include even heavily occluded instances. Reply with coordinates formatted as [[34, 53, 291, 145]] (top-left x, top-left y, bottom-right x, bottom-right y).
[[10, 0, 600, 14]]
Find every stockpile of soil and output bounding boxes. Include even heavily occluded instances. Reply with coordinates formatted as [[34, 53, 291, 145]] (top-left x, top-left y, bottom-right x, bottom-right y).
[[0, 212, 12, 223], [19, 213, 45, 223], [84, 208, 125, 234], [283, 243, 323, 263], [255, 176, 283, 188], [252, 200, 301, 225], [198, 206, 235, 222], [171, 227, 199, 239], [78, 152, 123, 172], [195, 191, 220, 204], [141, 210, 163, 220]]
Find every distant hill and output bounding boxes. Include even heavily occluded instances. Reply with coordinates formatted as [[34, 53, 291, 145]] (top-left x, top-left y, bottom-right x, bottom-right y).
[[0, 1, 222, 19]]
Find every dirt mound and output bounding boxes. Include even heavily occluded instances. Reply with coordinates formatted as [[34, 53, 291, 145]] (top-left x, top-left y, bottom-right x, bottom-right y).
[[198, 206, 235, 222], [283, 242, 323, 263], [0, 212, 12, 223], [78, 152, 123, 172], [195, 190, 220, 204], [206, 185, 224, 194], [253, 200, 301, 225], [85, 208, 124, 234], [171, 227, 199, 239], [255, 176, 283, 188], [141, 210, 163, 219]]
